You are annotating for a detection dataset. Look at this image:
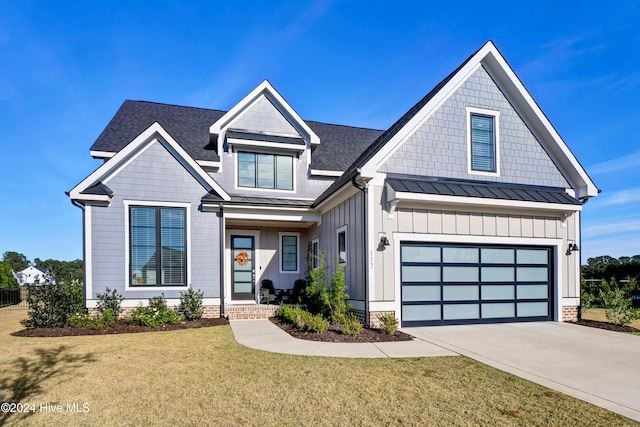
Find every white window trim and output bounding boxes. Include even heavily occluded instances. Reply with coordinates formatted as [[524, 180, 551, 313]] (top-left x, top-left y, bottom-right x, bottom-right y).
[[124, 200, 191, 291], [337, 225, 348, 266], [466, 106, 501, 177], [233, 150, 297, 193], [279, 232, 300, 274]]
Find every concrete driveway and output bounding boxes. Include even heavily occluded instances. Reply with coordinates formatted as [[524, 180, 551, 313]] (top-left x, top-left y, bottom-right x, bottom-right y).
[[404, 322, 640, 422]]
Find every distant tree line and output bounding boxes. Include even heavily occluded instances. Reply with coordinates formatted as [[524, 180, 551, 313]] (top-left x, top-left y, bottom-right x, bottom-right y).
[[0, 251, 83, 288], [581, 255, 640, 281]]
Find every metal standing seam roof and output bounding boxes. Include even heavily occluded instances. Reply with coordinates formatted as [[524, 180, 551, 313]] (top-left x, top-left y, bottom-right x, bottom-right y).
[[386, 177, 581, 205]]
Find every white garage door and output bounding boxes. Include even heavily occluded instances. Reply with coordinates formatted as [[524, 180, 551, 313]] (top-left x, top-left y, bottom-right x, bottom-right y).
[[400, 243, 553, 326]]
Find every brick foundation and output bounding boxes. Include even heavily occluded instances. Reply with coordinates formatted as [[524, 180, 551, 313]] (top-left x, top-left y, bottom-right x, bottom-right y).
[[350, 309, 397, 328], [224, 304, 278, 320], [562, 306, 579, 322], [89, 305, 222, 319]]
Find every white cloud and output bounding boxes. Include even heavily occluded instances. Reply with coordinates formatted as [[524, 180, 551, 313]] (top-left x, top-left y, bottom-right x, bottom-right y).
[[588, 149, 640, 175], [593, 187, 640, 207], [582, 218, 640, 238]]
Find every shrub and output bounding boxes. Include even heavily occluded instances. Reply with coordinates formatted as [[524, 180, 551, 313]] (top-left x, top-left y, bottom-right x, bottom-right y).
[[67, 309, 116, 330], [598, 282, 640, 326], [276, 304, 329, 333], [328, 263, 350, 323], [377, 313, 399, 334], [96, 287, 124, 315], [304, 251, 329, 315], [129, 294, 183, 328], [178, 288, 204, 320], [342, 314, 362, 335], [21, 282, 85, 328]]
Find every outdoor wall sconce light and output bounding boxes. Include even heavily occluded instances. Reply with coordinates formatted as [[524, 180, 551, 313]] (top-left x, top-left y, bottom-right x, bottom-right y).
[[379, 232, 390, 247], [566, 242, 579, 256]]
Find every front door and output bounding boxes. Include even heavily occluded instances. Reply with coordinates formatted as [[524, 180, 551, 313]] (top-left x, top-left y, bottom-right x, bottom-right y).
[[231, 235, 255, 300]]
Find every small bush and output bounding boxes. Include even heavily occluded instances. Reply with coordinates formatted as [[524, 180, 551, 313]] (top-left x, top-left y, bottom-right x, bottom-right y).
[[21, 283, 85, 328], [599, 283, 639, 326], [328, 263, 350, 323], [276, 304, 329, 333], [129, 294, 183, 328], [342, 314, 363, 335], [377, 313, 399, 334], [96, 287, 124, 315], [178, 288, 204, 320]]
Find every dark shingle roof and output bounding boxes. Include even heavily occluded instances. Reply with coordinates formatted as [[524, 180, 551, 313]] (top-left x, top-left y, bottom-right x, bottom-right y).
[[81, 182, 113, 197], [91, 101, 226, 162], [227, 196, 313, 208], [90, 101, 382, 171], [386, 176, 581, 205]]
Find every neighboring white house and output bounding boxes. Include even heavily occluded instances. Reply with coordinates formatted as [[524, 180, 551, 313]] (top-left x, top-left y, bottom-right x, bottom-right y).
[[69, 41, 598, 326], [13, 266, 55, 286]]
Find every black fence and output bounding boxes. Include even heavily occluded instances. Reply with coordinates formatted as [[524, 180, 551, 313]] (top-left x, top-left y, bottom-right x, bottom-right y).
[[0, 287, 29, 309]]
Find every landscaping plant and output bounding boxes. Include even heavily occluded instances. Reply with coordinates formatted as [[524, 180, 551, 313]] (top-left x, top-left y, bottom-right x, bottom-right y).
[[129, 294, 183, 328], [96, 287, 124, 315], [341, 314, 363, 335], [178, 287, 204, 320], [377, 313, 399, 334], [21, 282, 84, 328], [598, 279, 639, 326]]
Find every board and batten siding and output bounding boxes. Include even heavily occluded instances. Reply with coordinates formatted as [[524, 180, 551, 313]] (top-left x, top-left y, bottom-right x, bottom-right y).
[[372, 185, 580, 303], [89, 140, 220, 302], [319, 192, 365, 301]]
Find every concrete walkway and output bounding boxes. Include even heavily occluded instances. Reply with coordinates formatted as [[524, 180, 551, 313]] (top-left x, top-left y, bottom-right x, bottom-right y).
[[229, 319, 457, 358], [406, 322, 640, 422]]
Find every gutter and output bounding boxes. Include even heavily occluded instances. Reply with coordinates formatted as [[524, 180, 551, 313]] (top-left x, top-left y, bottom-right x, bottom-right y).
[[69, 197, 87, 308], [351, 174, 369, 326], [218, 202, 225, 318]]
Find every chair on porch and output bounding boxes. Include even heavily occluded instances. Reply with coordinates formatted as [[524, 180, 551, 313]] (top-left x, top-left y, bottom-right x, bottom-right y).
[[260, 280, 279, 305], [290, 279, 306, 304]]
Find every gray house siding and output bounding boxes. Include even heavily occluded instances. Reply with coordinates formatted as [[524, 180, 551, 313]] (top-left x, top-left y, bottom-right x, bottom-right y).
[[89, 140, 220, 301], [210, 94, 334, 200], [318, 192, 365, 301], [380, 66, 570, 189]]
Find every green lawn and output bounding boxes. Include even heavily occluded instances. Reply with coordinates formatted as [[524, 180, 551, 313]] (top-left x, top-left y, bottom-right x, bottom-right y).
[[0, 308, 637, 426]]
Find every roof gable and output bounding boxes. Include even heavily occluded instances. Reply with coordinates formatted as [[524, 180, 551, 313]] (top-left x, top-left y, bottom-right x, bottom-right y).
[[70, 122, 230, 203]]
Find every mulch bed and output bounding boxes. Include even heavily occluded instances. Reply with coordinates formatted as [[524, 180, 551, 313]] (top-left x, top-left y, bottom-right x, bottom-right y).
[[11, 318, 229, 338], [572, 319, 640, 333], [269, 317, 413, 343]]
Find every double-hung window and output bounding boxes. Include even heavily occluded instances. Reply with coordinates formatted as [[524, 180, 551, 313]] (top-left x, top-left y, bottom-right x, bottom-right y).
[[130, 206, 186, 286], [467, 107, 500, 175], [238, 152, 293, 190]]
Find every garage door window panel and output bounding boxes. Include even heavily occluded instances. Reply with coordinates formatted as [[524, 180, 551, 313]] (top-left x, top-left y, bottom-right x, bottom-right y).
[[482, 267, 514, 282], [443, 285, 479, 301], [402, 266, 440, 282], [443, 266, 479, 282], [482, 285, 514, 300], [481, 248, 514, 264], [444, 304, 479, 320], [403, 304, 441, 321], [482, 303, 515, 318], [443, 247, 478, 263], [403, 285, 441, 302]]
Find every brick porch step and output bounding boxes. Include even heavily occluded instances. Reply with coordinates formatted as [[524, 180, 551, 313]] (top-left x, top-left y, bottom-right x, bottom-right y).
[[225, 304, 279, 320]]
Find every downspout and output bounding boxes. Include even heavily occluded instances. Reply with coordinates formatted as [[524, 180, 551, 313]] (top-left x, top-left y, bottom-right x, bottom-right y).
[[218, 202, 225, 318], [70, 198, 86, 308], [351, 175, 369, 326]]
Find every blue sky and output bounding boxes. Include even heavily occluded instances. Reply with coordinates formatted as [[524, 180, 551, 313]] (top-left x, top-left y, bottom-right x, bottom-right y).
[[1, 1, 639, 264]]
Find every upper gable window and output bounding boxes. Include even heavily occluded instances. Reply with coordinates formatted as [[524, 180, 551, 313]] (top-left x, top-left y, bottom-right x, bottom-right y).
[[237, 151, 293, 190], [467, 107, 500, 176]]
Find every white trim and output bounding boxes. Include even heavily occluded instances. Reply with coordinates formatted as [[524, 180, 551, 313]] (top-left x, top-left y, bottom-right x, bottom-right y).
[[210, 80, 320, 146], [369, 301, 396, 311], [386, 186, 582, 213], [228, 138, 306, 153], [124, 200, 192, 291], [226, 229, 261, 305], [337, 225, 348, 266], [69, 122, 230, 202], [310, 169, 344, 177], [466, 107, 501, 177], [224, 210, 320, 223], [366, 183, 376, 301], [90, 150, 115, 159], [197, 160, 221, 169], [279, 232, 300, 274], [85, 205, 93, 300], [392, 232, 564, 326]]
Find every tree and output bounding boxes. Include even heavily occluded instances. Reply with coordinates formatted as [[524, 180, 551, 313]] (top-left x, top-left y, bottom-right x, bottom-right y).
[[33, 258, 84, 285], [2, 251, 30, 272], [0, 260, 18, 288]]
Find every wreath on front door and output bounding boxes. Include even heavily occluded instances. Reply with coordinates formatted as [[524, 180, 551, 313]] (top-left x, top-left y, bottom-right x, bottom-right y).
[[235, 250, 249, 266]]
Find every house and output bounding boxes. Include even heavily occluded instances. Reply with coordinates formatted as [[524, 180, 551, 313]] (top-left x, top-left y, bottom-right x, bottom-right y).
[[14, 266, 55, 286], [68, 41, 598, 326]]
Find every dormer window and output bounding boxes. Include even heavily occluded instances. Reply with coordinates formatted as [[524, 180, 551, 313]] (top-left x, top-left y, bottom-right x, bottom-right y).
[[238, 151, 293, 190]]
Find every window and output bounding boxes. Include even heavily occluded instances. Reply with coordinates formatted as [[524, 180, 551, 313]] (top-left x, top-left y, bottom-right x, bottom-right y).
[[238, 151, 293, 190], [279, 233, 299, 273], [467, 107, 500, 175], [130, 206, 186, 286], [311, 238, 319, 269], [337, 226, 347, 265]]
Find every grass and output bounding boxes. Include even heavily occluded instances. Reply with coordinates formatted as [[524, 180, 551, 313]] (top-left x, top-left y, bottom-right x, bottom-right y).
[[0, 308, 637, 426]]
